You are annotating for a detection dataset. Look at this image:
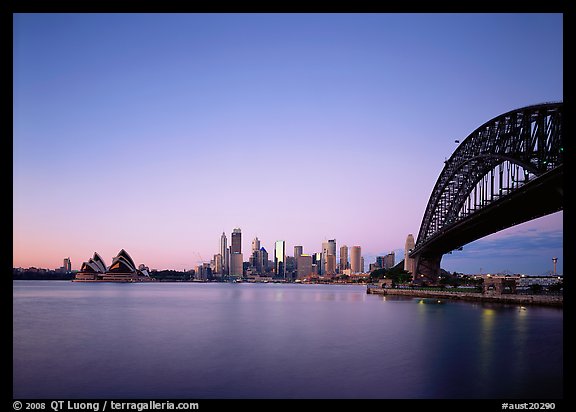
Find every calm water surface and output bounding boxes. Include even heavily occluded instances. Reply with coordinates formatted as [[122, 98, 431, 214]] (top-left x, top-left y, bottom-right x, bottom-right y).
[[13, 281, 562, 399]]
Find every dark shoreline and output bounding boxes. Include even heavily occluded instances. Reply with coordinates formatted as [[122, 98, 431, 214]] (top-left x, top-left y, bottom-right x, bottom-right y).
[[367, 287, 563, 307]]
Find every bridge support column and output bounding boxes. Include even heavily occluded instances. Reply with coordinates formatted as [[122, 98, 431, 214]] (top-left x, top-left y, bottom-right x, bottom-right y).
[[413, 254, 442, 284]]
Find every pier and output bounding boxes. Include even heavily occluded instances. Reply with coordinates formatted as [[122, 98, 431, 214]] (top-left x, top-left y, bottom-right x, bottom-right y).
[[367, 286, 562, 307]]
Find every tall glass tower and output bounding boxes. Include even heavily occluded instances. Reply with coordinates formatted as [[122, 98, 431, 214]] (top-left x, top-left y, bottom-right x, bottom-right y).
[[220, 232, 229, 275], [275, 240, 286, 278], [231, 228, 242, 254]]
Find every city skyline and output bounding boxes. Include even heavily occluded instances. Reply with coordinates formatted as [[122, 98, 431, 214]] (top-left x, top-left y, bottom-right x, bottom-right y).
[[13, 13, 563, 275]]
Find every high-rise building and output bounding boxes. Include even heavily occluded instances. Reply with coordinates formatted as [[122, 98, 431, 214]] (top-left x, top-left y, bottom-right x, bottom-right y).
[[404, 234, 415, 273], [294, 246, 303, 260], [230, 252, 243, 277], [325, 254, 336, 275], [213, 253, 222, 275], [339, 245, 348, 271], [312, 252, 322, 274], [275, 240, 286, 278], [384, 251, 395, 269], [260, 247, 269, 274], [297, 254, 313, 279], [252, 237, 261, 252], [220, 232, 229, 275], [63, 257, 71, 273], [321, 239, 336, 275], [351, 246, 362, 273], [231, 228, 242, 254], [294, 246, 303, 270]]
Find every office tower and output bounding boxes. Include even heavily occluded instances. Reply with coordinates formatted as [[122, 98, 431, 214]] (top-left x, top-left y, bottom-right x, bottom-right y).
[[260, 247, 269, 273], [351, 246, 362, 273], [231, 228, 242, 254], [404, 234, 416, 273], [321, 239, 336, 275], [213, 254, 222, 275], [361, 256, 365, 273], [294, 246, 303, 260], [384, 251, 395, 269], [339, 245, 348, 271], [294, 246, 303, 270], [312, 252, 322, 274], [220, 232, 229, 275], [326, 254, 336, 275], [275, 240, 286, 278], [230, 252, 243, 277], [63, 257, 71, 273], [297, 254, 313, 279], [252, 237, 261, 252]]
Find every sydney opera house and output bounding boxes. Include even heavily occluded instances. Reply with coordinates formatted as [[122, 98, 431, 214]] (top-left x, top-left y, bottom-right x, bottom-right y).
[[74, 249, 153, 282]]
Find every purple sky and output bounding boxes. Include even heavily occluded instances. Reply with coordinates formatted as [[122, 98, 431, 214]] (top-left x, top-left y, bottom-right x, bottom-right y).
[[13, 13, 563, 274]]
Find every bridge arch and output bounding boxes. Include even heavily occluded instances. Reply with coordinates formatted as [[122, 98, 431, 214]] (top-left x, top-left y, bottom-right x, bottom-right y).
[[410, 102, 563, 282]]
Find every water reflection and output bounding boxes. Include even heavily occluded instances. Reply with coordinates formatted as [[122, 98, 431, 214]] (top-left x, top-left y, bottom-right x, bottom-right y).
[[13, 281, 562, 399]]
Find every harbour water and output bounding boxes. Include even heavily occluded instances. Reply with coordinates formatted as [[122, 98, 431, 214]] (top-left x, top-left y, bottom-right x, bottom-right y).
[[13, 281, 563, 399]]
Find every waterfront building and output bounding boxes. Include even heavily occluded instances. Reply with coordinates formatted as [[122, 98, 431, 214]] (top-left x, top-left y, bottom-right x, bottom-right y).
[[404, 234, 415, 273], [260, 247, 269, 274], [325, 254, 336, 275], [213, 254, 222, 275], [230, 252, 243, 277], [321, 239, 336, 275], [297, 254, 313, 279], [361, 256, 365, 273], [196, 263, 212, 280], [351, 246, 362, 274], [384, 251, 395, 269], [312, 252, 322, 274], [286, 256, 297, 280], [275, 240, 286, 278], [220, 232, 229, 275], [231, 228, 242, 254], [294, 246, 304, 265], [74, 249, 152, 282], [339, 245, 348, 271], [62, 257, 72, 273]]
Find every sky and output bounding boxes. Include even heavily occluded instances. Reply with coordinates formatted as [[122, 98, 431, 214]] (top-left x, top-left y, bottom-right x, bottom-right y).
[[12, 13, 563, 274]]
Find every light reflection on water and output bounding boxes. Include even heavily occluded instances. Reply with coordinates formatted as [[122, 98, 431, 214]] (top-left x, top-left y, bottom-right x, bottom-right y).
[[13, 281, 562, 399]]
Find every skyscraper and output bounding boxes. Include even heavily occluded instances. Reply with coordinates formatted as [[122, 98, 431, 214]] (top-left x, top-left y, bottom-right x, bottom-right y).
[[230, 252, 243, 277], [294, 245, 303, 270], [62, 257, 71, 273], [351, 246, 362, 274], [312, 252, 322, 275], [213, 253, 222, 275], [384, 251, 395, 269], [297, 254, 313, 279], [220, 232, 229, 275], [260, 247, 269, 273], [252, 237, 261, 252], [321, 239, 336, 275], [275, 240, 286, 278], [325, 254, 336, 275], [231, 228, 242, 254], [404, 234, 415, 273], [294, 246, 303, 260], [339, 245, 348, 271]]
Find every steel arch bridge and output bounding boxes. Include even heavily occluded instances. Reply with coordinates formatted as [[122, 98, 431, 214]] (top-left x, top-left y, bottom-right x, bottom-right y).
[[410, 102, 563, 282]]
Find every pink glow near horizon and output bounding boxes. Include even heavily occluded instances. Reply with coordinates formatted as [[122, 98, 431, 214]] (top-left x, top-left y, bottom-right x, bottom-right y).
[[13, 14, 563, 275]]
